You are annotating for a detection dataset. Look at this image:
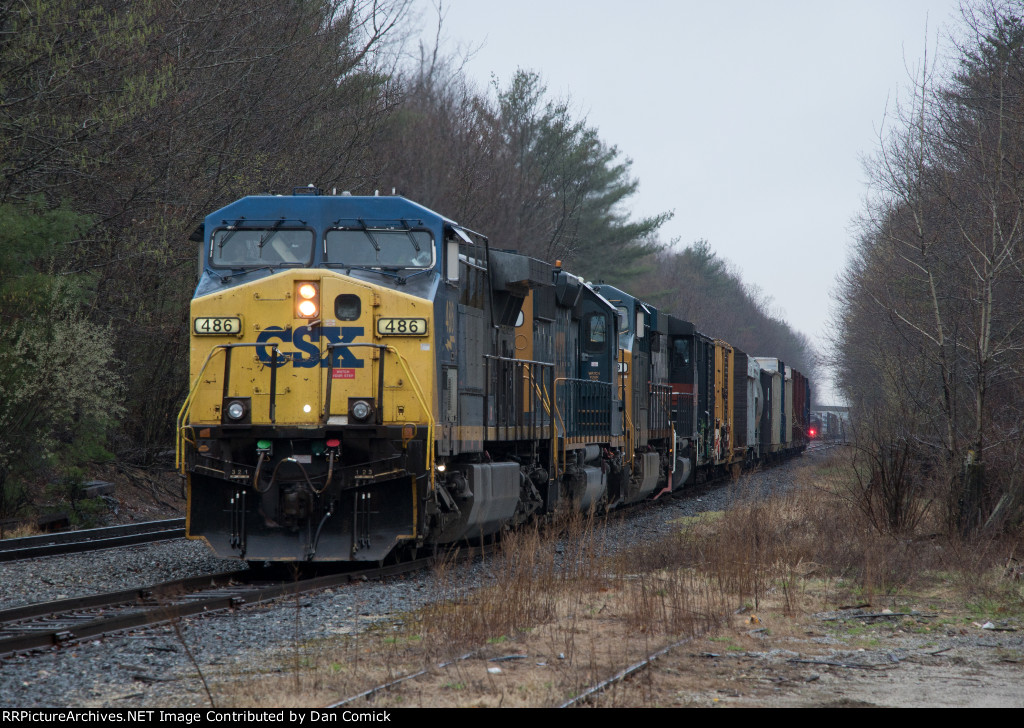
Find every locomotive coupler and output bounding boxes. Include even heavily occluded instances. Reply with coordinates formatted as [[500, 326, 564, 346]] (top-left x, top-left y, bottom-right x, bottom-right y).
[[280, 485, 312, 530]]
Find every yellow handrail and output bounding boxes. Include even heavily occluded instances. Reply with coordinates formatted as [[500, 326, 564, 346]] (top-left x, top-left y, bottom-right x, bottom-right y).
[[524, 365, 552, 415], [177, 343, 436, 492], [175, 346, 230, 474], [537, 380, 553, 416], [385, 345, 436, 491]]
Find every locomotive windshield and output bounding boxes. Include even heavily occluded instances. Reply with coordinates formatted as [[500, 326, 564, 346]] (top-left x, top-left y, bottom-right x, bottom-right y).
[[211, 227, 313, 267], [325, 228, 434, 269]]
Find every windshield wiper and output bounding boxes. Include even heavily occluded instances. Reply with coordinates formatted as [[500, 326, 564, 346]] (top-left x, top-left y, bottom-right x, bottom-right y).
[[335, 265, 435, 286], [347, 220, 381, 252], [257, 219, 285, 249], [216, 218, 246, 249], [399, 268, 432, 284], [234, 265, 282, 278], [338, 265, 400, 281], [210, 265, 282, 283]]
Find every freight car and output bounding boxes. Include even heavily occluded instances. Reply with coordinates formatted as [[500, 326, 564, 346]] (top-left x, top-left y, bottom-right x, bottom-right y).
[[176, 190, 809, 563]]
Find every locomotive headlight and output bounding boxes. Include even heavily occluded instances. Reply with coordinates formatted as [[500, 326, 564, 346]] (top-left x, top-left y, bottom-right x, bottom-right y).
[[295, 281, 319, 318], [350, 400, 371, 421], [226, 400, 247, 420]]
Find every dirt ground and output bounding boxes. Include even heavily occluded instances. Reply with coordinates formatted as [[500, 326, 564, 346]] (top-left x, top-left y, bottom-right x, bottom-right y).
[[226, 571, 1024, 709], [321, 602, 1023, 708], [98, 464, 186, 523], [584, 610, 1024, 708]]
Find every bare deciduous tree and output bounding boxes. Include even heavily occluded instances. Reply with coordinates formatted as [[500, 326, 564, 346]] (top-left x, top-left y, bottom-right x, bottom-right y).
[[836, 0, 1024, 534]]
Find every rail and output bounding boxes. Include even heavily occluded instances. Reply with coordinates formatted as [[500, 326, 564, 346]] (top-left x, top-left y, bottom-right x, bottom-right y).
[[0, 519, 186, 562], [0, 557, 433, 657]]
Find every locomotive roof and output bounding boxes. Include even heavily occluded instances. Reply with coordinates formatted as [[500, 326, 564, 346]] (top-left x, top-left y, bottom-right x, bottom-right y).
[[204, 194, 459, 232]]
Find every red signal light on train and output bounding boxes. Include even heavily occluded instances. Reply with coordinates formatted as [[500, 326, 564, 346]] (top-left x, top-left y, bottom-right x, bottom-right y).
[[809, 428, 817, 438]]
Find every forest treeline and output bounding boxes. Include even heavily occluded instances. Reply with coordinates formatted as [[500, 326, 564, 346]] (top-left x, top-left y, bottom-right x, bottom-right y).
[[0, 0, 813, 518], [834, 1, 1024, 534]]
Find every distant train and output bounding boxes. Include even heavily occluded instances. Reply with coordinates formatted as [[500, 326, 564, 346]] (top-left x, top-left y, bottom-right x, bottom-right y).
[[809, 411, 845, 442], [176, 190, 811, 563]]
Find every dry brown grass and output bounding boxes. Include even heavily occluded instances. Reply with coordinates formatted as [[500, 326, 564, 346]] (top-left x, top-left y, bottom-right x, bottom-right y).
[[1, 522, 41, 539], [208, 452, 1024, 707]]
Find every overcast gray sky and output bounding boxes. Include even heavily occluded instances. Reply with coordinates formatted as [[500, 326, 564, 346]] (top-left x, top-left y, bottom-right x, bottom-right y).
[[413, 0, 964, 401]]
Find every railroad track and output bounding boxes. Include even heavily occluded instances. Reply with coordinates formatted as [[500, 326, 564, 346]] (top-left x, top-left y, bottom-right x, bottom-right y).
[[0, 469, 743, 660], [324, 636, 698, 709], [1, 449, 819, 664], [805, 439, 846, 455], [0, 518, 186, 562], [0, 557, 431, 657]]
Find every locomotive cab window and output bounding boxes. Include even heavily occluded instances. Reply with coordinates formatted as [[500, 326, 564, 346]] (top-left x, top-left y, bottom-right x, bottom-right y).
[[585, 313, 607, 352], [211, 228, 313, 268], [325, 228, 434, 269], [672, 338, 691, 368]]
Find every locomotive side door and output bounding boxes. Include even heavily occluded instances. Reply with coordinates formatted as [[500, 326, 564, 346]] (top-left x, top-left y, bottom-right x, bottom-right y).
[[579, 300, 612, 385]]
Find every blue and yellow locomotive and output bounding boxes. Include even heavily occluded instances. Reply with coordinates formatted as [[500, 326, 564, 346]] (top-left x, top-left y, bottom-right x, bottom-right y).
[[177, 190, 809, 563]]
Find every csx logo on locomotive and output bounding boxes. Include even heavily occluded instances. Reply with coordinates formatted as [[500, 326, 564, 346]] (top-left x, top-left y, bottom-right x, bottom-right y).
[[255, 326, 364, 368]]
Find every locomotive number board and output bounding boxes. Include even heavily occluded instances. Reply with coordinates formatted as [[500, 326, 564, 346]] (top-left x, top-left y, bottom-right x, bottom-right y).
[[193, 316, 242, 335], [376, 317, 428, 336]]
